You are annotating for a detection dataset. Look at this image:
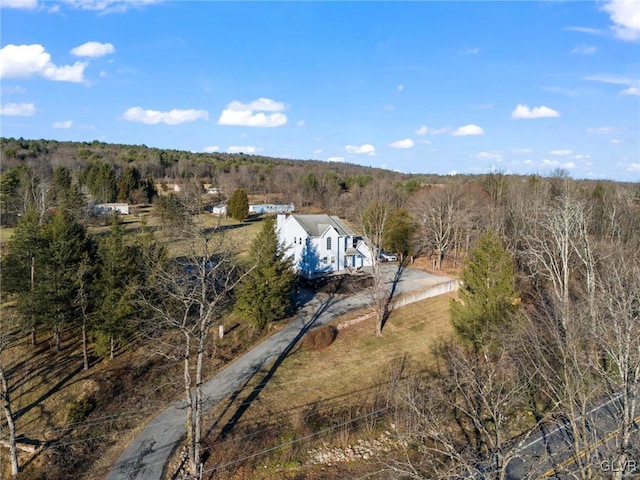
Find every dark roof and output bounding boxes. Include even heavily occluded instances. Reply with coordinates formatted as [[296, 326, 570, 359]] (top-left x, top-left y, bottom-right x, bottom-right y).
[[291, 214, 355, 237]]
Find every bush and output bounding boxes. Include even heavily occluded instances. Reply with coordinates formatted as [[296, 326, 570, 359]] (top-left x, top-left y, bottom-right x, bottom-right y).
[[67, 397, 96, 424], [303, 325, 337, 351]]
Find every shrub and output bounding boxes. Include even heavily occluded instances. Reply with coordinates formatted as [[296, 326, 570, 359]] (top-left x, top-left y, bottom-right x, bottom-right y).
[[303, 325, 337, 351], [67, 397, 96, 424]]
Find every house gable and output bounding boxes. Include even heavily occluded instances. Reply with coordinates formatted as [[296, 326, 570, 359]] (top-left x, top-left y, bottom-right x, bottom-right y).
[[276, 214, 371, 278]]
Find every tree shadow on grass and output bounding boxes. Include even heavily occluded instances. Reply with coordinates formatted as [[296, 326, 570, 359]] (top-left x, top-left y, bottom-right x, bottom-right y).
[[378, 261, 407, 333], [206, 291, 339, 445]]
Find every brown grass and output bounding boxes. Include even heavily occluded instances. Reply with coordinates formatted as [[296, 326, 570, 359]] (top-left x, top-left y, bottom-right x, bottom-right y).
[[197, 293, 456, 479]]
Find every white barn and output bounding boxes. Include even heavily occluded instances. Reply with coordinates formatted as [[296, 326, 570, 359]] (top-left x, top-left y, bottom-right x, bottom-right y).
[[276, 214, 372, 278]]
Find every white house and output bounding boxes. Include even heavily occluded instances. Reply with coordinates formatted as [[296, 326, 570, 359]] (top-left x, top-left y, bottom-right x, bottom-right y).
[[276, 214, 372, 278], [94, 203, 130, 215]]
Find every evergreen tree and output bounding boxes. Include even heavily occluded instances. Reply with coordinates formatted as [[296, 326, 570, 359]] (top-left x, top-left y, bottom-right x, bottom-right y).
[[227, 188, 249, 221], [94, 214, 142, 359], [235, 217, 296, 329], [117, 166, 141, 202], [1, 209, 46, 344], [450, 229, 519, 349], [383, 208, 416, 261], [39, 210, 95, 351], [87, 162, 117, 203]]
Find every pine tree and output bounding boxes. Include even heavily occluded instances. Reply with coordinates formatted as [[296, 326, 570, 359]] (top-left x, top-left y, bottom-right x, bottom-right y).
[[450, 229, 519, 349], [1, 208, 46, 345], [227, 188, 249, 222], [40, 210, 95, 352], [235, 217, 296, 329], [383, 208, 416, 261], [94, 214, 141, 359]]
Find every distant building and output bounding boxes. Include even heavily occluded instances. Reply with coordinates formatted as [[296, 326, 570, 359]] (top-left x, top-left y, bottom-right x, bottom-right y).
[[94, 203, 130, 215], [207, 204, 227, 216], [249, 204, 295, 215], [276, 214, 372, 278]]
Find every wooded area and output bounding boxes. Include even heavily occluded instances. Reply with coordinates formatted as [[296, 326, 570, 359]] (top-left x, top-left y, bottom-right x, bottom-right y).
[[0, 137, 639, 479]]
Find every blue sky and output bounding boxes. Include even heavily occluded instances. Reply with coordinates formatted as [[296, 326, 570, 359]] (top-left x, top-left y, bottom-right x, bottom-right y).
[[1, 0, 639, 181]]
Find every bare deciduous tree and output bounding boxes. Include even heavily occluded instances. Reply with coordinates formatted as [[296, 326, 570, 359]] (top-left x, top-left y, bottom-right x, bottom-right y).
[[355, 183, 399, 336], [411, 185, 477, 270], [593, 251, 640, 480], [0, 310, 23, 477], [392, 342, 542, 480], [139, 213, 249, 475]]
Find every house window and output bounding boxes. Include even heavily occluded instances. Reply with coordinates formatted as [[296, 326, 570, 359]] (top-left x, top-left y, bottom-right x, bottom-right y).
[[327, 237, 332, 250]]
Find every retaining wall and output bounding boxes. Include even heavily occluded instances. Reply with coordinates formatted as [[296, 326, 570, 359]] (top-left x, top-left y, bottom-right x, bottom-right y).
[[390, 279, 460, 309]]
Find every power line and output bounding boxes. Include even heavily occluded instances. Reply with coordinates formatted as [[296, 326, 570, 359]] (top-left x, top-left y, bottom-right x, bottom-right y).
[[176, 403, 396, 480]]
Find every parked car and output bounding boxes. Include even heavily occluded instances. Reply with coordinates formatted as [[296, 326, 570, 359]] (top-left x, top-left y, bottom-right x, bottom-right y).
[[379, 251, 398, 262]]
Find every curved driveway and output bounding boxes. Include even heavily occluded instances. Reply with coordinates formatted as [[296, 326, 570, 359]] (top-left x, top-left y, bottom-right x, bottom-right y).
[[107, 266, 453, 480]]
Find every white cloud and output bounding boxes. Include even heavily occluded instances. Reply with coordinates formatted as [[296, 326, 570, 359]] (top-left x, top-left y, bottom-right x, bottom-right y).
[[53, 120, 73, 128], [122, 106, 209, 125], [574, 154, 590, 160], [511, 104, 560, 119], [446, 170, 459, 176], [396, 84, 404, 92], [389, 138, 414, 149], [621, 87, 640, 96], [345, 144, 376, 155], [600, 0, 640, 41], [0, 0, 37, 8], [565, 26, 608, 37], [227, 98, 286, 112], [584, 74, 639, 95], [511, 148, 533, 154], [0, 44, 87, 82], [476, 151, 503, 161], [562, 162, 576, 169], [227, 145, 260, 154], [611, 138, 623, 144], [586, 126, 614, 134], [452, 124, 485, 136], [296, 120, 305, 127], [458, 47, 480, 55], [70, 41, 115, 57], [313, 148, 323, 155], [217, 97, 287, 128], [0, 102, 35, 116], [61, 0, 160, 13], [571, 45, 597, 54], [549, 149, 573, 156], [584, 73, 636, 85], [627, 162, 640, 172], [326, 156, 345, 163], [415, 125, 452, 136], [203, 146, 219, 153]]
